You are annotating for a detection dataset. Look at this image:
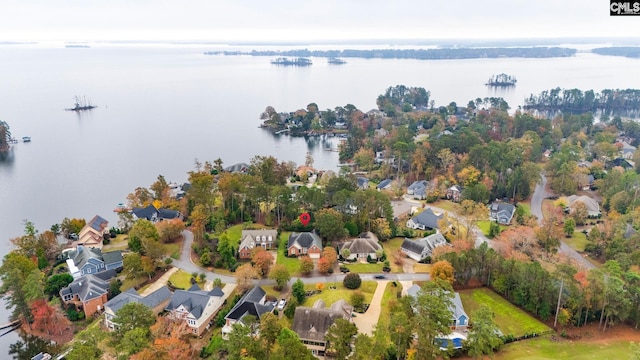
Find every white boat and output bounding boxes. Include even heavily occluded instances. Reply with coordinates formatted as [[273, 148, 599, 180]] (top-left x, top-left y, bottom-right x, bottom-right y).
[[22, 136, 31, 142]]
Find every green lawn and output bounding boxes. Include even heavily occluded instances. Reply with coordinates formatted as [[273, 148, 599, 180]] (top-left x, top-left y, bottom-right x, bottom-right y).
[[102, 234, 129, 252], [276, 231, 301, 275], [382, 237, 405, 273], [345, 262, 384, 273], [431, 200, 457, 212], [477, 221, 507, 237], [168, 269, 194, 289], [224, 224, 243, 247], [163, 242, 181, 258], [496, 335, 635, 360], [563, 231, 588, 252], [377, 281, 402, 335], [459, 287, 551, 337], [518, 202, 531, 216], [303, 281, 378, 306]]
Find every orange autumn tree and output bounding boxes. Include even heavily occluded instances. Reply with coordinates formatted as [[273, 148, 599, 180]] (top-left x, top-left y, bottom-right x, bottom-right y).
[[252, 247, 274, 277], [430, 260, 455, 285]]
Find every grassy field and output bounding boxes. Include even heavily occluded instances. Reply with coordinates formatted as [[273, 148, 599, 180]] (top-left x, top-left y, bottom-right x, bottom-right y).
[[169, 269, 195, 289], [518, 202, 532, 216], [276, 231, 300, 275], [413, 263, 432, 273], [563, 231, 589, 252], [477, 220, 507, 237], [382, 237, 405, 273], [496, 334, 636, 360], [376, 281, 402, 334], [224, 224, 243, 247], [303, 281, 378, 306], [431, 200, 457, 212], [102, 234, 129, 251], [344, 262, 384, 273], [459, 287, 551, 337]]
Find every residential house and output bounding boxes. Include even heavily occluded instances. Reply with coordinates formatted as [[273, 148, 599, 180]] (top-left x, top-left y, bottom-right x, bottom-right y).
[[132, 204, 181, 223], [104, 286, 172, 330], [376, 179, 393, 191], [222, 286, 275, 339], [407, 180, 430, 200], [406, 208, 445, 231], [489, 201, 516, 225], [375, 152, 395, 165], [400, 233, 448, 262], [59, 270, 115, 318], [579, 175, 595, 191], [165, 284, 225, 336], [224, 162, 250, 174], [287, 231, 323, 258], [356, 177, 369, 190], [446, 185, 462, 202], [66, 246, 122, 279], [617, 141, 637, 159], [292, 299, 353, 357], [339, 232, 382, 260], [564, 195, 601, 218], [407, 285, 469, 349], [77, 215, 109, 249], [102, 250, 124, 272], [238, 229, 278, 259]]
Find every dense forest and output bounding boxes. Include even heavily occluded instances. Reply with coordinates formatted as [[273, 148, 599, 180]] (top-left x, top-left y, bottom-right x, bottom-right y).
[[591, 46, 640, 58], [205, 47, 577, 60], [524, 88, 640, 115]]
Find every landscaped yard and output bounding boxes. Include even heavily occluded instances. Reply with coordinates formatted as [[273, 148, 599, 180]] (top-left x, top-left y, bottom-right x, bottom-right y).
[[382, 237, 406, 273], [168, 269, 195, 289], [495, 329, 640, 360], [477, 220, 507, 237], [564, 231, 589, 252], [303, 281, 378, 307], [102, 234, 129, 251], [344, 262, 384, 273], [276, 231, 300, 275], [459, 287, 551, 337], [413, 263, 432, 273]]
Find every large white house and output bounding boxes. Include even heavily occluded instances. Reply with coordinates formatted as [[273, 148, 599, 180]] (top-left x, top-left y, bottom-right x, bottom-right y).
[[401, 233, 448, 262]]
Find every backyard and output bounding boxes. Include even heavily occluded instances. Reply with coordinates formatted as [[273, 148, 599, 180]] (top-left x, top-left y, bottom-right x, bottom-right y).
[[458, 287, 551, 337], [302, 280, 378, 307]]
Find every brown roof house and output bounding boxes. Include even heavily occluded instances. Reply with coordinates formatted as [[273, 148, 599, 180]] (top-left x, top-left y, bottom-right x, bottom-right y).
[[165, 284, 225, 336], [292, 299, 353, 357], [238, 229, 278, 259], [339, 232, 382, 260], [287, 231, 323, 258], [59, 270, 115, 318], [78, 215, 109, 249]]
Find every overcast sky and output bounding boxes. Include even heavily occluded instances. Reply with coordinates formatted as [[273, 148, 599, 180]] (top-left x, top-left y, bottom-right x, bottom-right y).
[[0, 0, 636, 42]]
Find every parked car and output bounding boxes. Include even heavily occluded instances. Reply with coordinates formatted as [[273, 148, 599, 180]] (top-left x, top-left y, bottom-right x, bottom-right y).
[[277, 299, 287, 311], [340, 266, 350, 273], [374, 275, 386, 279]]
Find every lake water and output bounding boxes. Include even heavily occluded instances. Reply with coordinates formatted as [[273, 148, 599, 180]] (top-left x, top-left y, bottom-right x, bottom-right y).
[[0, 42, 639, 355]]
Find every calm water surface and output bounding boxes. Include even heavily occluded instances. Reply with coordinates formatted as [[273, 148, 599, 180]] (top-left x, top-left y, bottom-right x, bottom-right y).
[[0, 43, 638, 355]]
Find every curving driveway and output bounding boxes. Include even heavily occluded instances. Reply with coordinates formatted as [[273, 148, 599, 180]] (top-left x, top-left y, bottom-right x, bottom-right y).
[[531, 175, 595, 270]]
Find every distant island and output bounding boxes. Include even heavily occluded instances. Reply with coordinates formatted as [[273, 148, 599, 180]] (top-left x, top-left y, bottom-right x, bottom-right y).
[[205, 47, 577, 60], [270, 57, 312, 66], [328, 57, 347, 65], [65, 96, 96, 111], [591, 46, 640, 58], [485, 73, 517, 87]]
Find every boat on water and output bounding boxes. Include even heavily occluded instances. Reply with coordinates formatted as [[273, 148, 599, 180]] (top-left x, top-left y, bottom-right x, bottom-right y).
[[327, 57, 347, 65], [22, 136, 31, 142], [270, 57, 312, 66], [485, 73, 517, 87], [66, 95, 97, 111]]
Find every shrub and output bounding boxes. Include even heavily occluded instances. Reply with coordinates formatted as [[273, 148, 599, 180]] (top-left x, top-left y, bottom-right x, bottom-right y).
[[350, 291, 365, 309], [66, 308, 85, 321], [343, 273, 362, 289]]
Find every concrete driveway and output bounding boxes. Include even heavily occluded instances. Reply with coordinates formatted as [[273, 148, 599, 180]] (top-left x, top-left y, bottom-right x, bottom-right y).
[[352, 280, 389, 336]]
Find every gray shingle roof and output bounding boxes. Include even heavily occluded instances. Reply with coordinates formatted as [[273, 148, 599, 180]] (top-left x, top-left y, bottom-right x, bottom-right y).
[[71, 246, 103, 269], [165, 284, 223, 320], [410, 208, 444, 230], [377, 179, 393, 189], [132, 205, 158, 221], [340, 232, 381, 254], [288, 231, 322, 250], [401, 233, 447, 256], [408, 180, 428, 192], [104, 286, 171, 314], [60, 274, 110, 302], [102, 250, 123, 267], [292, 300, 352, 343], [225, 286, 274, 322]]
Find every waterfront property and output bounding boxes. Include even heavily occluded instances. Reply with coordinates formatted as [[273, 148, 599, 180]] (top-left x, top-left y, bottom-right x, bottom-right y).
[[65, 246, 122, 279], [59, 270, 115, 317], [131, 204, 181, 223], [103, 286, 172, 330], [77, 215, 109, 249]]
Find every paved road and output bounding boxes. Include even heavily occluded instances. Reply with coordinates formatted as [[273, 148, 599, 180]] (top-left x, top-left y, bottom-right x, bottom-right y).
[[173, 230, 431, 287], [530, 174, 595, 270]]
